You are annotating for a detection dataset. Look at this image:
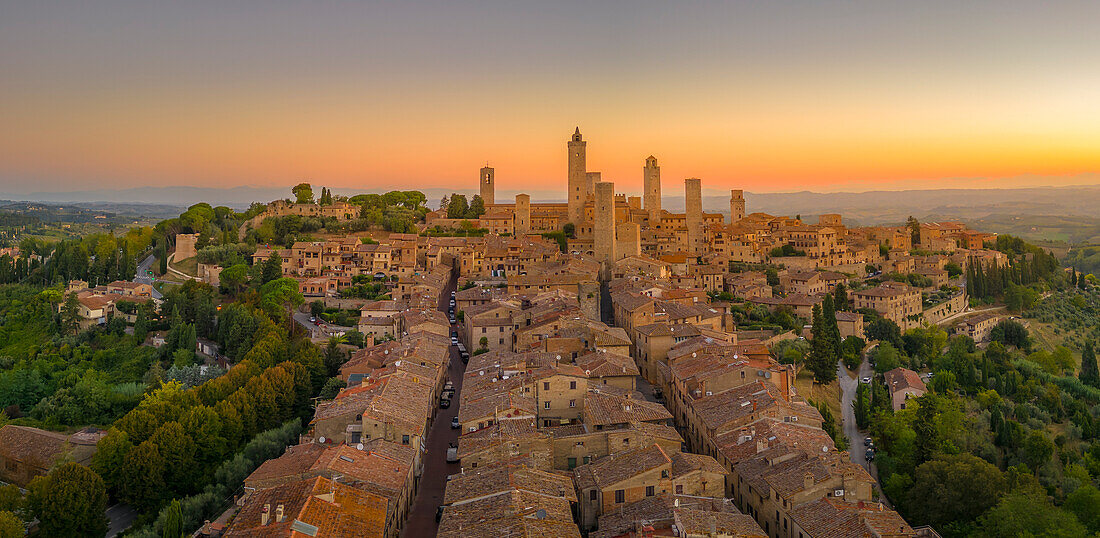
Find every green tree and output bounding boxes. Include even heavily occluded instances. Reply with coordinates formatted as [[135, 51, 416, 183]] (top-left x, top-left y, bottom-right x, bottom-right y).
[[0, 512, 21, 538], [1020, 430, 1054, 471], [1080, 342, 1098, 387], [866, 318, 903, 348], [807, 304, 838, 384], [975, 491, 1087, 538], [220, 264, 249, 296], [467, 195, 486, 218], [907, 216, 921, 246], [447, 194, 469, 219], [833, 283, 849, 310], [905, 454, 1007, 532], [26, 463, 109, 537], [162, 499, 183, 538], [60, 292, 82, 335], [261, 253, 283, 284], [119, 441, 166, 512], [1065, 484, 1100, 534], [292, 183, 314, 204], [912, 393, 942, 465], [90, 427, 132, 494]]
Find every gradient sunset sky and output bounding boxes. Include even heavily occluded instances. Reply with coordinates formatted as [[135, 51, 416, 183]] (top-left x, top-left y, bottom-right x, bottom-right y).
[[1, 1, 1099, 196]]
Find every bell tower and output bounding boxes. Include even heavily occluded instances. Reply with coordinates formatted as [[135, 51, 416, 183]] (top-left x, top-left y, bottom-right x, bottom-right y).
[[567, 127, 587, 226], [479, 165, 495, 205]]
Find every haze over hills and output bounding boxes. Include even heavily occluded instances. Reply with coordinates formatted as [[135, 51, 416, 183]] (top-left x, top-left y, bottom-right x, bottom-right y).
[[7, 184, 1100, 229]]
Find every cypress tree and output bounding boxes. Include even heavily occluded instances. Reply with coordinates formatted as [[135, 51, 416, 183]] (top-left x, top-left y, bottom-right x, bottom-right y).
[[1081, 342, 1099, 388]]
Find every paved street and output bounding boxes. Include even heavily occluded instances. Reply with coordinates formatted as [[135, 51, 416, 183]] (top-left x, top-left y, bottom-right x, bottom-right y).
[[105, 504, 137, 537], [838, 357, 872, 469], [133, 254, 163, 299], [401, 270, 462, 538]]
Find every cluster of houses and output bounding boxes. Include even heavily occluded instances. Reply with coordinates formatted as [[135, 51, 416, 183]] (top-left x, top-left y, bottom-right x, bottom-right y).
[[214, 261, 455, 537], [66, 279, 153, 329]]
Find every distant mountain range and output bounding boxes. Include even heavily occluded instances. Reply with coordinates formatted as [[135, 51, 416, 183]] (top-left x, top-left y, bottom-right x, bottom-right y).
[[4, 184, 1100, 232]]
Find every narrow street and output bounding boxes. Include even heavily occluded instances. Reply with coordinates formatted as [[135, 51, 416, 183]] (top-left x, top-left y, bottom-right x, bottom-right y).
[[401, 270, 463, 538], [837, 357, 872, 468], [133, 254, 164, 299], [837, 354, 891, 506]]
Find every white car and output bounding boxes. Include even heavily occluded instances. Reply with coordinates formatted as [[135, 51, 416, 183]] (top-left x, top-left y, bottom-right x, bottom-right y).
[[860, 377, 872, 384]]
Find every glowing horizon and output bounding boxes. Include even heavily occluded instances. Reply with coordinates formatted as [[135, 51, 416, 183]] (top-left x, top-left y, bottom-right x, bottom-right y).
[[2, 1, 1099, 196]]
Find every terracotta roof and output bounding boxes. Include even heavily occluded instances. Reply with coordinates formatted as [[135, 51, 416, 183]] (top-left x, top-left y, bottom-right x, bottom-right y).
[[224, 476, 388, 537], [583, 388, 672, 427], [789, 498, 916, 538], [673, 508, 767, 537], [573, 444, 671, 491], [883, 367, 927, 393], [0, 425, 102, 467], [591, 494, 741, 538], [438, 489, 581, 538], [443, 461, 576, 505]]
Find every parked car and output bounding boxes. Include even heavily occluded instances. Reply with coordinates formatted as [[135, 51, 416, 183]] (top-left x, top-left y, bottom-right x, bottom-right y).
[[451, 336, 459, 346], [864, 437, 873, 447], [860, 377, 872, 384], [460, 350, 469, 363], [435, 505, 445, 522], [446, 444, 458, 463], [451, 416, 460, 429], [865, 448, 875, 461], [439, 397, 451, 409]]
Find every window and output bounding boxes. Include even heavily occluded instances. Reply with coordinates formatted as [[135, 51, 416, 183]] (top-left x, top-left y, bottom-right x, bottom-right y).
[[543, 382, 550, 390], [645, 486, 655, 497], [675, 484, 683, 494], [569, 381, 577, 389], [661, 469, 669, 478], [590, 490, 597, 501], [401, 435, 410, 445], [568, 457, 577, 469], [615, 490, 625, 504], [569, 399, 576, 408], [544, 401, 551, 409]]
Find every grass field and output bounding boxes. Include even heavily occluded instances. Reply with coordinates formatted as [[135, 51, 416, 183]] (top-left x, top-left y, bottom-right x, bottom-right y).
[[794, 369, 841, 419], [169, 255, 199, 277]]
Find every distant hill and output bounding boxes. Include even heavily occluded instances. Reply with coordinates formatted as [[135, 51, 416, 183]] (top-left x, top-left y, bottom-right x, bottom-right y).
[[6, 183, 1100, 229]]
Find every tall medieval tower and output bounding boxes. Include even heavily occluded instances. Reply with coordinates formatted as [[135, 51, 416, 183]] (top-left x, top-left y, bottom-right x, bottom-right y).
[[643, 156, 661, 223], [685, 178, 703, 255], [730, 189, 745, 224], [479, 165, 495, 205], [593, 181, 616, 279], [567, 128, 587, 225], [514, 194, 531, 236]]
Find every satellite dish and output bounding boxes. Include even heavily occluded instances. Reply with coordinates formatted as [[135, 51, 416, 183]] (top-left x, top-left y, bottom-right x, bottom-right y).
[[357, 443, 365, 451], [319, 436, 327, 444], [822, 445, 828, 453]]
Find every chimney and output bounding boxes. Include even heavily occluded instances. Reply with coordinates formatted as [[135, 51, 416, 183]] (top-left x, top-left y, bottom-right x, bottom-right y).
[[275, 504, 285, 523], [261, 504, 270, 526]]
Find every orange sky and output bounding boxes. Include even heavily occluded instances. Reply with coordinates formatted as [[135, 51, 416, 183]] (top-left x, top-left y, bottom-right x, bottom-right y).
[[1, 2, 1099, 195]]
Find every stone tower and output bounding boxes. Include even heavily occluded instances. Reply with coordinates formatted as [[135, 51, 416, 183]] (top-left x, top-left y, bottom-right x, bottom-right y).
[[593, 181, 616, 279], [514, 194, 531, 236], [730, 189, 745, 224], [577, 281, 601, 321], [643, 156, 661, 222], [586, 172, 601, 198], [685, 178, 703, 254], [567, 128, 587, 226], [617, 221, 641, 258], [479, 166, 495, 205]]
